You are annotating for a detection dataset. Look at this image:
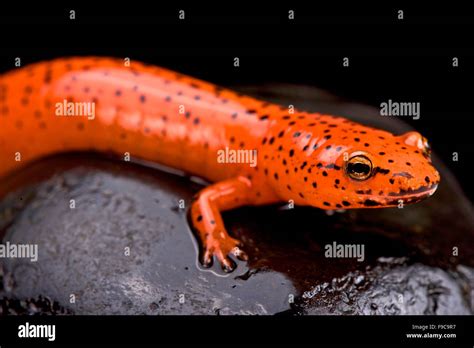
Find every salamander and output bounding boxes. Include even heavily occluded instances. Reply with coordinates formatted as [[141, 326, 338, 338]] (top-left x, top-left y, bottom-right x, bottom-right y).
[[0, 57, 440, 272]]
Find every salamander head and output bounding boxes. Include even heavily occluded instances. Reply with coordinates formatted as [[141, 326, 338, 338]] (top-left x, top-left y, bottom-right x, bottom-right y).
[[277, 120, 441, 210], [332, 130, 440, 208]]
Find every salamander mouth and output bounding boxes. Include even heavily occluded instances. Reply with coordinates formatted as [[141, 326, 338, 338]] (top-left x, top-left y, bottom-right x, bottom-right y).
[[384, 183, 439, 198], [358, 183, 439, 207]]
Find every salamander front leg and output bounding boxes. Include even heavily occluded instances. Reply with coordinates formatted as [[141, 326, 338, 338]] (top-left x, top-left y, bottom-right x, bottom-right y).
[[190, 176, 253, 272]]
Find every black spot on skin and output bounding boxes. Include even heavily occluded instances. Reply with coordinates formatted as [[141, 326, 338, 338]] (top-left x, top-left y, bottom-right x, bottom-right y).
[[140, 95, 146, 103], [194, 95, 201, 100], [210, 220, 215, 225], [165, 96, 172, 102], [364, 143, 370, 147], [326, 164, 341, 170], [289, 149, 295, 157], [185, 111, 191, 119], [289, 121, 296, 126], [323, 202, 331, 207], [335, 179, 340, 185], [197, 215, 203, 222], [374, 167, 390, 175], [363, 199, 380, 207], [262, 137, 267, 145], [379, 152, 385, 156], [282, 159, 287, 165], [278, 130, 285, 138], [317, 163, 323, 168], [269, 137, 275, 145], [388, 159, 394, 163], [389, 179, 395, 184], [259, 115, 269, 120], [322, 171, 328, 177], [312, 182, 317, 188], [354, 138, 360, 142], [230, 136, 235, 144], [44, 69, 52, 84], [231, 112, 238, 119], [193, 118, 200, 125], [300, 162, 308, 169], [278, 145, 283, 151], [287, 184, 292, 191], [293, 131, 301, 137], [325, 145, 331, 150], [274, 173, 279, 180], [264, 168, 268, 176], [115, 90, 122, 96], [406, 162, 411, 166], [282, 115, 291, 120], [336, 204, 342, 208], [336, 146, 342, 151], [324, 135, 332, 140], [299, 192, 305, 198], [313, 144, 319, 150], [342, 201, 350, 207], [303, 145, 309, 151], [425, 176, 430, 184]]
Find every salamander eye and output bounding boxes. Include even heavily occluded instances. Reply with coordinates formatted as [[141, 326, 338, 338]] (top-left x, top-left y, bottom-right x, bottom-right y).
[[345, 155, 373, 181]]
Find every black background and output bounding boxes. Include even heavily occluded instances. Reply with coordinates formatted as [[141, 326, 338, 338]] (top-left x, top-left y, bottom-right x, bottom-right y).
[[0, 2, 473, 345], [0, 2, 472, 197]]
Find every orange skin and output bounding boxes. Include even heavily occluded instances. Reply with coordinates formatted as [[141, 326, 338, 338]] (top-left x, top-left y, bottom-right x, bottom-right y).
[[0, 57, 440, 272]]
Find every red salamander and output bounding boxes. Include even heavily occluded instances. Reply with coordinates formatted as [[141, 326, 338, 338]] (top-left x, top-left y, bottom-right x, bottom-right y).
[[0, 57, 440, 271]]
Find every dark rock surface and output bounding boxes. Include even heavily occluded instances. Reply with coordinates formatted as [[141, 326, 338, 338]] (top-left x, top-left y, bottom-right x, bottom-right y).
[[1, 84, 473, 315]]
